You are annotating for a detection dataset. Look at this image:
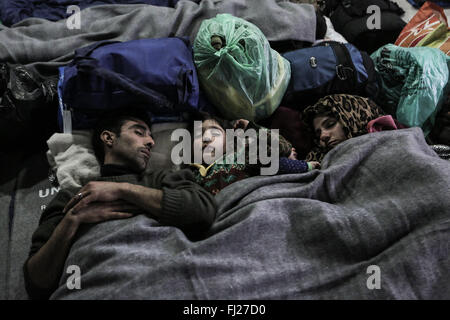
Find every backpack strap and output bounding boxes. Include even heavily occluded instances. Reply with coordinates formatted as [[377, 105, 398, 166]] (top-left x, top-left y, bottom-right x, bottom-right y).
[[329, 42, 357, 87]]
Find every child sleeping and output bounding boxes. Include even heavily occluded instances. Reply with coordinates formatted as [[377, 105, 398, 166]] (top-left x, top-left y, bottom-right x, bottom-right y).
[[187, 113, 320, 195]]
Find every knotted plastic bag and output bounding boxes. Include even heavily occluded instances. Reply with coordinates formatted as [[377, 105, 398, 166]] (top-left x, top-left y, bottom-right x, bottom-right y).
[[193, 14, 290, 121], [371, 44, 450, 136]]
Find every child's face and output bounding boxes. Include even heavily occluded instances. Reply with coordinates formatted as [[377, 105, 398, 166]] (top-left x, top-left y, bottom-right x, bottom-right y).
[[193, 119, 227, 163]]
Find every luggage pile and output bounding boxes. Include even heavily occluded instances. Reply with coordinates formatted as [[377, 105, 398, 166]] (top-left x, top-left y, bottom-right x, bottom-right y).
[[1, 0, 450, 152]]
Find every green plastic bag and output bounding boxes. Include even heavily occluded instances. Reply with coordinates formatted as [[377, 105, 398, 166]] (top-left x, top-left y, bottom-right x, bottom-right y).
[[193, 14, 290, 121], [371, 44, 450, 136]]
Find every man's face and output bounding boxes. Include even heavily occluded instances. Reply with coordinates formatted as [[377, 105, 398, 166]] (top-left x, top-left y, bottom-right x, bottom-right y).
[[313, 115, 347, 149], [107, 119, 155, 173], [193, 119, 226, 164]]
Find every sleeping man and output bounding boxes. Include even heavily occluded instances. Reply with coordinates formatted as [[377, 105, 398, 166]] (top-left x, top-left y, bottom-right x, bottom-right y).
[[23, 108, 217, 300]]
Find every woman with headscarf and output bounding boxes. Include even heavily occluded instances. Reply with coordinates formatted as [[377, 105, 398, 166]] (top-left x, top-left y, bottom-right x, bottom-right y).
[[302, 94, 389, 162]]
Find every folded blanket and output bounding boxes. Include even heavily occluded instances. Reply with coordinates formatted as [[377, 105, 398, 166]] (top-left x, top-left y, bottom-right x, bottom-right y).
[[50, 128, 450, 299], [0, 0, 316, 77]]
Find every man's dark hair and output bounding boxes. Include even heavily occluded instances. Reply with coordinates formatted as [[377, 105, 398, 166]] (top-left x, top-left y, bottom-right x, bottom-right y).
[[91, 107, 152, 164]]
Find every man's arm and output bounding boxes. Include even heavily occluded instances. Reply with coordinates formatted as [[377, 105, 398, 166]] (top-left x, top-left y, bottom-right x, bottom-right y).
[[120, 183, 163, 216], [65, 171, 217, 236], [25, 212, 79, 298], [25, 198, 134, 300], [111, 181, 213, 233], [152, 169, 217, 234]]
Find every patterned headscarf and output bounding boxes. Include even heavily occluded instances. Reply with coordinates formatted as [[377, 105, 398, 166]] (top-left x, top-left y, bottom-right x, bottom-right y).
[[303, 94, 385, 162]]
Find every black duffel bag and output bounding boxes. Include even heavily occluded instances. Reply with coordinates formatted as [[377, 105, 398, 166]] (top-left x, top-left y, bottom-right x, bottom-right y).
[[320, 0, 406, 54]]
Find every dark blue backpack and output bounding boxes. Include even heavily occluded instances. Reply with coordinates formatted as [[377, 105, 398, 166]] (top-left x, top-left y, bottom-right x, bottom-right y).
[[282, 41, 380, 111], [58, 37, 205, 131]]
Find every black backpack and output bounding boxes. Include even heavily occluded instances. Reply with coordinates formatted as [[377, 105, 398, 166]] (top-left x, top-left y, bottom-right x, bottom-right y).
[[320, 0, 406, 54]]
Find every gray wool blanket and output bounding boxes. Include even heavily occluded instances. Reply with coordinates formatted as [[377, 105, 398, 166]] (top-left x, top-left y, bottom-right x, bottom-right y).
[[51, 128, 450, 299], [0, 0, 316, 77]]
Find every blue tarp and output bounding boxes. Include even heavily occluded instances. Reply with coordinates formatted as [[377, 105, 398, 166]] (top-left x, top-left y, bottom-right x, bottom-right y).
[[0, 0, 195, 26]]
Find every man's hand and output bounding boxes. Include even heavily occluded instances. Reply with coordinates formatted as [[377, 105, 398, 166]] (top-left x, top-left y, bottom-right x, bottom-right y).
[[63, 181, 126, 214], [66, 200, 138, 226]]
